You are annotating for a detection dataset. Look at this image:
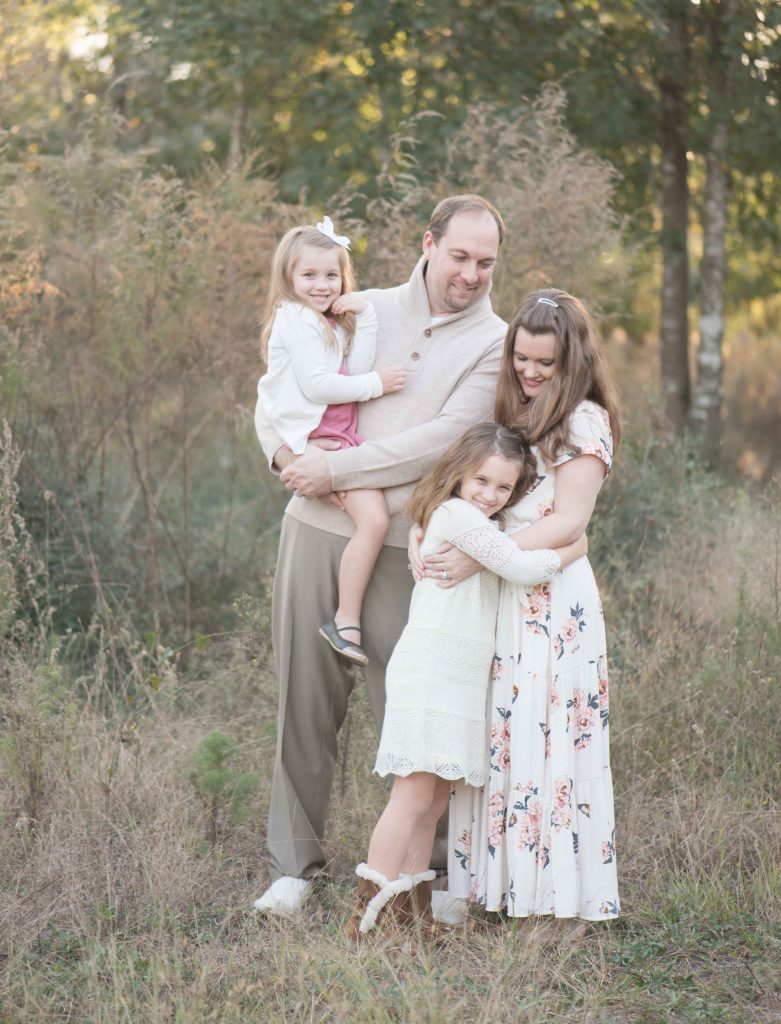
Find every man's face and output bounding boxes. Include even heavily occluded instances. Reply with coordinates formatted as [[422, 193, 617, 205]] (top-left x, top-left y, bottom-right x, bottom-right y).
[[422, 211, 501, 316]]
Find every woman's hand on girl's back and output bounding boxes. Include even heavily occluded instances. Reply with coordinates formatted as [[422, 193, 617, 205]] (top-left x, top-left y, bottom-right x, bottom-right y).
[[423, 545, 480, 589], [331, 292, 368, 315]]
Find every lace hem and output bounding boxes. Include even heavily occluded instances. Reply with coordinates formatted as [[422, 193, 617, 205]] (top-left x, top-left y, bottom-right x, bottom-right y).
[[375, 706, 487, 787]]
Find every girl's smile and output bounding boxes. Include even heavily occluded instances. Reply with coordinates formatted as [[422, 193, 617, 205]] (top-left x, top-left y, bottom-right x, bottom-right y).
[[459, 454, 520, 517], [291, 244, 343, 313], [513, 327, 557, 399]]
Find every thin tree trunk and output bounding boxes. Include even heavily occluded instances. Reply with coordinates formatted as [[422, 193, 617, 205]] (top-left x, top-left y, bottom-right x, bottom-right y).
[[689, 0, 734, 465], [658, 0, 691, 432], [228, 75, 248, 168]]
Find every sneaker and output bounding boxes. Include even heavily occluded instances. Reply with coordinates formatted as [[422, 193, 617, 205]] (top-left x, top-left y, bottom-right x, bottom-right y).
[[431, 890, 468, 926], [252, 876, 311, 917]]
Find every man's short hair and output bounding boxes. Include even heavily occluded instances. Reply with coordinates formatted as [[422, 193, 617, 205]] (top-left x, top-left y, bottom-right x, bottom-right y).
[[427, 194, 505, 247]]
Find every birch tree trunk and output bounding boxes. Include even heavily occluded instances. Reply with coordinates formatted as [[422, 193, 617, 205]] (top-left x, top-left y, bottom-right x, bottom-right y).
[[689, 0, 735, 465], [658, 0, 691, 433]]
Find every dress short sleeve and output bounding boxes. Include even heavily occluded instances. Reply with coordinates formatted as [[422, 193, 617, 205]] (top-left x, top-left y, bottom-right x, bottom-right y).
[[554, 401, 614, 475]]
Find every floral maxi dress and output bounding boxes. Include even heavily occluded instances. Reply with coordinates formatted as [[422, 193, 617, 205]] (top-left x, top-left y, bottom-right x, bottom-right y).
[[448, 401, 620, 920]]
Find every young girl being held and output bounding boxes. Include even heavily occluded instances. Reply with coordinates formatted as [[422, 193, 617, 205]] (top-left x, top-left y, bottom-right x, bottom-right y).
[[345, 422, 587, 940], [257, 217, 405, 667]]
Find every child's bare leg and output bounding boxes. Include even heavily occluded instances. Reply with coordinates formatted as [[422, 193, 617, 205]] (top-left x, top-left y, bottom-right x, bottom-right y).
[[367, 773, 441, 880], [400, 777, 451, 876], [334, 488, 388, 641]]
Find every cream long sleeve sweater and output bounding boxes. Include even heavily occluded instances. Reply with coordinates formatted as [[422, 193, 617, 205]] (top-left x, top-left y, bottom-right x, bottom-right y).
[[257, 301, 382, 455], [254, 256, 507, 546]]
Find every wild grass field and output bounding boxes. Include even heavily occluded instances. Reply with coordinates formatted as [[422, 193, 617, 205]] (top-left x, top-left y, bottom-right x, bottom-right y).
[[1, 105, 780, 1023], [1, 412, 780, 1024]]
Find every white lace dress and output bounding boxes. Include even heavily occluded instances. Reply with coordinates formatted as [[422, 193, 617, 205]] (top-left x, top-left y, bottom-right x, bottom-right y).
[[374, 498, 561, 787], [448, 401, 620, 920]]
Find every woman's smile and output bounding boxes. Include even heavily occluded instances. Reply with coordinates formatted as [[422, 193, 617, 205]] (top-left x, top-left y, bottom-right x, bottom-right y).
[[513, 327, 557, 399]]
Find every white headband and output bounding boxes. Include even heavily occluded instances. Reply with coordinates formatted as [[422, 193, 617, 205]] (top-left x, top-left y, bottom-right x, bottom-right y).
[[316, 215, 351, 250]]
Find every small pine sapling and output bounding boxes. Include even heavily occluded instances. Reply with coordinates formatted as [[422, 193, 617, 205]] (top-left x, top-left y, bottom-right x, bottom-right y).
[[189, 731, 259, 850]]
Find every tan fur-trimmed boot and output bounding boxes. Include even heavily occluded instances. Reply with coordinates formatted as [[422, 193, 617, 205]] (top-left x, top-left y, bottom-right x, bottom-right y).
[[405, 869, 436, 926], [405, 869, 457, 942], [344, 864, 415, 942]]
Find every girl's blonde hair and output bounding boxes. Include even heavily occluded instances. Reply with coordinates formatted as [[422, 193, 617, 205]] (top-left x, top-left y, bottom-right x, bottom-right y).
[[260, 225, 357, 361], [408, 422, 537, 533], [494, 289, 621, 466]]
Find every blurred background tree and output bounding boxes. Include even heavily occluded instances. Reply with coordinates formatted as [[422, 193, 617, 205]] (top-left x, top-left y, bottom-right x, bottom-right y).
[[1, 0, 779, 642]]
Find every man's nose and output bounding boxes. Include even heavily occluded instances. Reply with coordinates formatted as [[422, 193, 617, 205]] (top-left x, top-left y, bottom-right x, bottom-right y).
[[460, 262, 479, 283]]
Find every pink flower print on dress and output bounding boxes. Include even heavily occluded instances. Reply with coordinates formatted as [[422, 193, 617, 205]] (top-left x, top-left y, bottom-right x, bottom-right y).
[[490, 716, 511, 773], [487, 791, 506, 855], [575, 706, 595, 734], [580, 440, 606, 463], [552, 776, 572, 831], [553, 776, 571, 809], [536, 498, 554, 520], [553, 634, 563, 661], [562, 616, 579, 644], [524, 581, 552, 636], [550, 681, 561, 713], [597, 655, 610, 728], [518, 798, 543, 851], [551, 805, 572, 832], [490, 707, 511, 773], [525, 582, 551, 619], [597, 656, 609, 708], [570, 687, 599, 749], [454, 827, 473, 871]]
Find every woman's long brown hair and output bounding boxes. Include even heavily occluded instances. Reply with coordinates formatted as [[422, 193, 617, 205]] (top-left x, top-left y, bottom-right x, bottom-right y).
[[408, 422, 537, 533], [494, 289, 621, 466]]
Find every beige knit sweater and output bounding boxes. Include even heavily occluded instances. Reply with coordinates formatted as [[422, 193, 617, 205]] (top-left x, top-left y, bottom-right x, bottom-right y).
[[254, 256, 507, 547]]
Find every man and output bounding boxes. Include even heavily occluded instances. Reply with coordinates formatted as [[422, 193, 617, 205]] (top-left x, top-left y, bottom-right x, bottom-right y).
[[253, 194, 507, 916]]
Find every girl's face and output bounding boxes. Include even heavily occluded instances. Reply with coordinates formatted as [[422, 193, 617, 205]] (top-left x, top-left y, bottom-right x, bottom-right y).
[[459, 454, 521, 518], [291, 244, 343, 313], [513, 327, 557, 400]]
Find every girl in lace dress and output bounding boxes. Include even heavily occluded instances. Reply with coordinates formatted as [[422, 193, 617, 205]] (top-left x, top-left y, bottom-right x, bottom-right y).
[[345, 422, 588, 939], [421, 289, 621, 921], [257, 217, 405, 668]]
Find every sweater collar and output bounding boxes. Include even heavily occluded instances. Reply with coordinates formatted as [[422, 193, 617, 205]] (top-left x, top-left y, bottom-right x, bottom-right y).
[[405, 255, 497, 326]]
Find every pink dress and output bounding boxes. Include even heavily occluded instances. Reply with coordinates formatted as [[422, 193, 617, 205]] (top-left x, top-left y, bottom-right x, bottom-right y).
[[308, 363, 364, 450]]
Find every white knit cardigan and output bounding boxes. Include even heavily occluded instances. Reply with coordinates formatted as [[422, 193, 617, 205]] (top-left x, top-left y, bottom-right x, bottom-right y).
[[257, 301, 382, 454]]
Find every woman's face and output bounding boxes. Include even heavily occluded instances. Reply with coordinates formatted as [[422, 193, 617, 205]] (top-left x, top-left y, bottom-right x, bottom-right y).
[[512, 327, 557, 400]]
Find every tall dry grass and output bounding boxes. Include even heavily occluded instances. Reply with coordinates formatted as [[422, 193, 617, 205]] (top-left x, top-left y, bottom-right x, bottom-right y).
[[1, 93, 779, 1024], [1, 414, 779, 1023]]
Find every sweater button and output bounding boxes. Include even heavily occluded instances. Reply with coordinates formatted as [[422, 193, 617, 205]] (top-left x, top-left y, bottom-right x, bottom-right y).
[[424, 328, 432, 337], [410, 352, 420, 361]]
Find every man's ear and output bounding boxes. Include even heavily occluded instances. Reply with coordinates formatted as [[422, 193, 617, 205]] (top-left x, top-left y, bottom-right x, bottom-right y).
[[422, 230, 435, 259]]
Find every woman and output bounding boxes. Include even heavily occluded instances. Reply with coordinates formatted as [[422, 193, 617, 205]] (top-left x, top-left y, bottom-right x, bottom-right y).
[[414, 289, 621, 920]]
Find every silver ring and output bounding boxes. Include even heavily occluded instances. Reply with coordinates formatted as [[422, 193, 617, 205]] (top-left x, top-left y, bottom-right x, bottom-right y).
[[442, 570, 449, 581]]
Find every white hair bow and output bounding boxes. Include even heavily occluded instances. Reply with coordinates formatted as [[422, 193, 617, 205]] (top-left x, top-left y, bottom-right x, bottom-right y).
[[316, 215, 351, 250]]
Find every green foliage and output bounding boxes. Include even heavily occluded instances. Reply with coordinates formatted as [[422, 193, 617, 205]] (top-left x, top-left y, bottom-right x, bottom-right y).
[[189, 730, 259, 848]]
